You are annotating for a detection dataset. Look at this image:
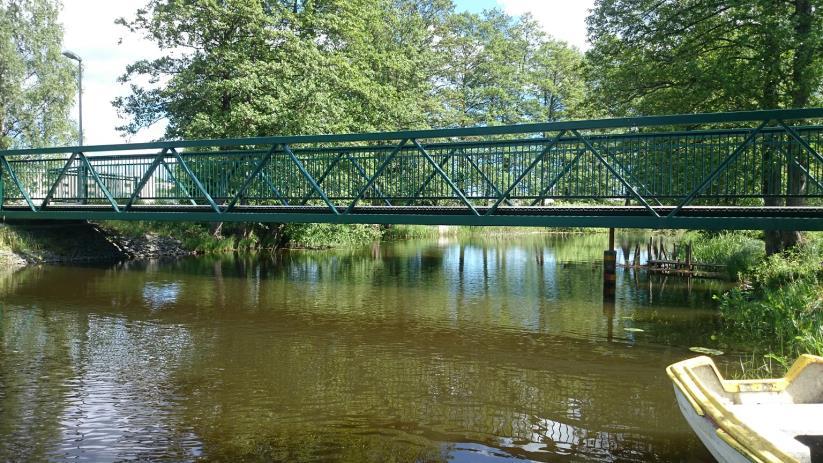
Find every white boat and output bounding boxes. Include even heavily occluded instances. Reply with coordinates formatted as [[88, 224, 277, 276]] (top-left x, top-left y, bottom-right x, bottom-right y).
[[667, 354, 823, 463]]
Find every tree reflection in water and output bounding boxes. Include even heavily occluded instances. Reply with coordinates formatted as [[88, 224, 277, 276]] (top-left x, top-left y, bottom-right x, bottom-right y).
[[0, 234, 723, 462]]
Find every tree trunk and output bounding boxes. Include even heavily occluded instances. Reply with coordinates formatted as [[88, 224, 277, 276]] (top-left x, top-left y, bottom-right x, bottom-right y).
[[782, 0, 815, 249], [761, 19, 784, 255]]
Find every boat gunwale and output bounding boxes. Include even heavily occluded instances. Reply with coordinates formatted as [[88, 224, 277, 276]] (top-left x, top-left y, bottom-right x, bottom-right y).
[[667, 354, 823, 463]]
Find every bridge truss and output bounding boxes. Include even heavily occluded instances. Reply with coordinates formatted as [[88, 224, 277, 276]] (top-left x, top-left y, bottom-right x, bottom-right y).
[[1, 108, 823, 229]]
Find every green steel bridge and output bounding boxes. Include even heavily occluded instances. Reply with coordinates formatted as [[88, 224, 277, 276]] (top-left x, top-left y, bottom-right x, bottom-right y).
[[2, 108, 823, 230]]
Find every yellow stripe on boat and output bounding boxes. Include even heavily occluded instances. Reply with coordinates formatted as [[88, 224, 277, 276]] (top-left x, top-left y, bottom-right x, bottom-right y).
[[667, 354, 823, 463]]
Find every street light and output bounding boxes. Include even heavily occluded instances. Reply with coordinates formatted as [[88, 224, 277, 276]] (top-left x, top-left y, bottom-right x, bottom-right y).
[[62, 50, 82, 146], [62, 50, 85, 203]]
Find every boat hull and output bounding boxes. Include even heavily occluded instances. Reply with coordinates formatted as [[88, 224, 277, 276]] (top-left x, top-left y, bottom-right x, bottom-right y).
[[673, 386, 752, 463]]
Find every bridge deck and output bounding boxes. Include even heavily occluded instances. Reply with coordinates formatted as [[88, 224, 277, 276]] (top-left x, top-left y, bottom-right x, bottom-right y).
[[1, 205, 821, 229]]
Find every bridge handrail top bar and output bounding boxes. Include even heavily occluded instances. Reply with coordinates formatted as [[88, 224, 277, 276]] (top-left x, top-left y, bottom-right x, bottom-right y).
[[3, 107, 823, 157], [8, 123, 823, 164]]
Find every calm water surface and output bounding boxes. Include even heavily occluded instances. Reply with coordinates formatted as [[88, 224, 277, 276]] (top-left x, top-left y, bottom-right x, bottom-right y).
[[0, 234, 733, 462]]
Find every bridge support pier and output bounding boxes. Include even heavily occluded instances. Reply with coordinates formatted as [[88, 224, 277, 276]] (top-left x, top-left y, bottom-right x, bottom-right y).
[[603, 228, 616, 301]]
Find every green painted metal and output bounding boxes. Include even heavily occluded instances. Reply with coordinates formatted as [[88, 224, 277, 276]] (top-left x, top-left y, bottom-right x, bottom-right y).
[[225, 145, 277, 211], [0, 155, 36, 211], [484, 130, 566, 216], [346, 138, 407, 214], [1, 108, 823, 230], [571, 129, 659, 217], [344, 153, 391, 206], [79, 152, 120, 212], [667, 120, 769, 217], [126, 149, 167, 209], [412, 139, 479, 216], [284, 144, 338, 215]]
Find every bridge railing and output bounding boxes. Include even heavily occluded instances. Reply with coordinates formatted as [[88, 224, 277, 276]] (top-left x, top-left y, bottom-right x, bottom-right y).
[[1, 108, 822, 226]]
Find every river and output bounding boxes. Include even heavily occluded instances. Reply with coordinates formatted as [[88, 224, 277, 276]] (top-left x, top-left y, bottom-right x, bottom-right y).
[[0, 233, 732, 462]]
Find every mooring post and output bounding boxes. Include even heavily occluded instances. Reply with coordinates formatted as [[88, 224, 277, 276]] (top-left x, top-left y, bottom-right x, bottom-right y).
[[603, 228, 616, 301]]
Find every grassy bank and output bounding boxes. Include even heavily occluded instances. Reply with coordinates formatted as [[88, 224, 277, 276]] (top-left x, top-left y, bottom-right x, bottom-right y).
[[717, 233, 823, 376], [102, 222, 597, 252], [678, 231, 765, 279]]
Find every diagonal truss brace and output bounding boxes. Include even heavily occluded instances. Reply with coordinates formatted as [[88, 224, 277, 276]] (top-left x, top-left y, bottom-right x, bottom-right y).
[[408, 148, 456, 204], [77, 153, 121, 212], [668, 120, 769, 218], [171, 148, 221, 214], [412, 139, 479, 216], [225, 145, 279, 212], [598, 144, 662, 206], [345, 153, 391, 206], [486, 130, 566, 216], [284, 144, 338, 215], [261, 172, 289, 205], [0, 155, 37, 211], [159, 159, 198, 206], [572, 130, 660, 217], [464, 151, 512, 206], [126, 149, 168, 209], [779, 121, 823, 167], [346, 139, 408, 214], [41, 152, 79, 209], [781, 146, 823, 192], [530, 148, 586, 206], [299, 153, 344, 205]]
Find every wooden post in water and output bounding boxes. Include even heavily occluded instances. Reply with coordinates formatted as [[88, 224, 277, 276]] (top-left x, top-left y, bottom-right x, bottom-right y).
[[603, 228, 617, 301]]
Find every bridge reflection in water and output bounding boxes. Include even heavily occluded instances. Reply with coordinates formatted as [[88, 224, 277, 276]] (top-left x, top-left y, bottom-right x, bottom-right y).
[[0, 235, 728, 462], [1, 108, 823, 229]]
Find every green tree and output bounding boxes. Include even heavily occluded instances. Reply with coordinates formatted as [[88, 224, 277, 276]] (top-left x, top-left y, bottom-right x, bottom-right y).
[[586, 0, 823, 253], [115, 0, 451, 139], [523, 39, 587, 122], [0, 0, 75, 149], [431, 9, 586, 127]]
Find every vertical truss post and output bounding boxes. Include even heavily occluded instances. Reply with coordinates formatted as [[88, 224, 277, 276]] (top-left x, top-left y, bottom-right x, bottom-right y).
[[171, 148, 221, 213], [346, 138, 408, 214], [78, 153, 121, 212], [412, 139, 479, 215], [668, 120, 769, 217], [572, 130, 659, 217], [78, 159, 87, 204], [485, 131, 566, 216], [225, 145, 278, 211], [284, 144, 338, 215]]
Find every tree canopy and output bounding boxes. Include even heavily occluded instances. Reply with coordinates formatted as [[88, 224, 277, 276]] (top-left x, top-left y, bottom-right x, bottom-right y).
[[0, 0, 76, 149], [585, 0, 823, 115], [114, 1, 587, 138]]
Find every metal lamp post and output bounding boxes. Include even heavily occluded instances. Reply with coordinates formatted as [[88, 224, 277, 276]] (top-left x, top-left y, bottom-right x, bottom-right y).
[[62, 50, 85, 203], [62, 50, 82, 145]]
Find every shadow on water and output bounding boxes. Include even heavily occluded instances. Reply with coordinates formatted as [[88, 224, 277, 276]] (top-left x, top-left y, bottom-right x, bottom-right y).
[[0, 233, 726, 462]]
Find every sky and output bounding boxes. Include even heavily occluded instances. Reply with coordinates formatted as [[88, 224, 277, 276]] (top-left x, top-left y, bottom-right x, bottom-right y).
[[58, 0, 594, 146]]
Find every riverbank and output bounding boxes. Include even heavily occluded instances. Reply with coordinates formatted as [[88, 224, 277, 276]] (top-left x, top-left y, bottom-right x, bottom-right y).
[[717, 233, 823, 376], [0, 221, 598, 269]]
